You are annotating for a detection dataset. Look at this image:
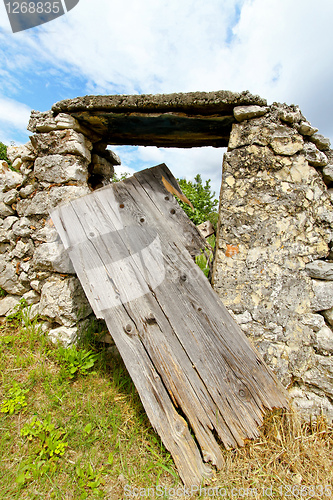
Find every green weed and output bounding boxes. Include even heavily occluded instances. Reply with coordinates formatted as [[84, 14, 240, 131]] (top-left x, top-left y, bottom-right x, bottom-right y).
[[0, 382, 29, 415], [56, 344, 100, 380]]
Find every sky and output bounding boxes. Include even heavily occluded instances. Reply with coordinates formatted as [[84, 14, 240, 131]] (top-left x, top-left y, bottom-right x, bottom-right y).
[[0, 0, 333, 196]]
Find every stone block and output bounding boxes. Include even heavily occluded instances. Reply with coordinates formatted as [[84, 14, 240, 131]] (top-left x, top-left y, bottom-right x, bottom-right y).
[[311, 280, 333, 311], [0, 295, 20, 316], [301, 313, 325, 332], [91, 154, 115, 179], [32, 241, 75, 274], [34, 155, 89, 184], [0, 162, 23, 191], [233, 105, 269, 122], [7, 142, 36, 163], [19, 184, 37, 199], [16, 185, 90, 216], [48, 325, 78, 346], [39, 276, 92, 327], [305, 260, 333, 280], [3, 189, 18, 205], [303, 355, 333, 398], [12, 217, 34, 238], [0, 202, 15, 217], [22, 289, 40, 305], [304, 142, 328, 167], [298, 121, 318, 136], [279, 109, 301, 124], [28, 110, 57, 133], [270, 130, 304, 156], [314, 325, 333, 354], [0, 256, 29, 294], [30, 130, 92, 161], [309, 133, 331, 151], [322, 165, 333, 183]]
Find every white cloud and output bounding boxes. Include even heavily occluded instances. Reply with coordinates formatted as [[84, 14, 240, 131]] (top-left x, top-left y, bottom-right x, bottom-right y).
[[1, 0, 333, 186], [0, 96, 31, 144]]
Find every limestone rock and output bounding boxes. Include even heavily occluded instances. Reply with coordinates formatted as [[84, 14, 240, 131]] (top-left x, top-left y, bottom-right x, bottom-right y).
[[19, 184, 37, 199], [39, 276, 92, 326], [12, 217, 34, 238], [0, 202, 15, 217], [298, 121, 318, 136], [234, 310, 252, 324], [6, 142, 36, 163], [0, 163, 23, 191], [322, 165, 333, 183], [279, 109, 301, 124], [34, 155, 89, 184], [93, 143, 121, 165], [303, 355, 333, 398], [322, 307, 333, 327], [311, 280, 333, 311], [301, 313, 325, 332], [304, 142, 328, 167], [233, 105, 269, 122], [16, 185, 90, 216], [314, 325, 333, 354], [270, 130, 304, 156], [30, 130, 92, 161], [0, 256, 29, 294], [22, 290, 40, 305], [32, 241, 75, 274], [54, 113, 79, 130], [309, 133, 331, 151], [28, 110, 57, 133], [11, 239, 34, 259], [305, 260, 333, 280], [0, 295, 20, 316], [3, 189, 18, 205], [289, 385, 333, 421], [48, 325, 78, 346], [91, 154, 115, 180]]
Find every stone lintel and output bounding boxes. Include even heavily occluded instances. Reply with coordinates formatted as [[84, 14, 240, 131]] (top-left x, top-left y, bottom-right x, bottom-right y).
[[52, 90, 267, 115]]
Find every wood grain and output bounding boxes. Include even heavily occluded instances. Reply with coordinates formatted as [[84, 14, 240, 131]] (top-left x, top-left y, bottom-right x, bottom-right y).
[[51, 164, 289, 487]]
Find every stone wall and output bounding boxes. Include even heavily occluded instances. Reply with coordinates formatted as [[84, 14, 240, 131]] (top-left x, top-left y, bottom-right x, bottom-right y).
[[212, 103, 333, 420], [1, 90, 333, 420], [0, 110, 120, 344]]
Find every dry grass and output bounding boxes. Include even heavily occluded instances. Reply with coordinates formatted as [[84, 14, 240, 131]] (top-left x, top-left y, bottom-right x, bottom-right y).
[[0, 304, 332, 499]]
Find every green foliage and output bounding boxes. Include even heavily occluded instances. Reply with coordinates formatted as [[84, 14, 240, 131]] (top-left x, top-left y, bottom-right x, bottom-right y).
[[0, 287, 6, 298], [21, 414, 68, 460], [112, 171, 131, 182], [177, 174, 218, 227], [56, 344, 100, 379], [18, 415, 68, 485], [0, 141, 9, 162], [0, 382, 29, 415], [195, 234, 216, 278], [75, 462, 105, 495]]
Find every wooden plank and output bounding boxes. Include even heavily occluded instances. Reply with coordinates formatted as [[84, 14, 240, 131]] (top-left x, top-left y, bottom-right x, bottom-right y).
[[51, 164, 289, 486]]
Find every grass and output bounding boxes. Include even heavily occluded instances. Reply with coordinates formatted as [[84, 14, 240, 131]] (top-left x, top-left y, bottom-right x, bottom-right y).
[[0, 302, 332, 499]]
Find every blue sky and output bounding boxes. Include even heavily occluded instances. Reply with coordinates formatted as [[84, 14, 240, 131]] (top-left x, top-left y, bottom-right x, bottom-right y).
[[1, 0, 333, 195]]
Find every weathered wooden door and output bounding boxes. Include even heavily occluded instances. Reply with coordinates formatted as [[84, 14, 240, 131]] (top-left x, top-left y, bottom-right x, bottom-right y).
[[51, 164, 288, 487]]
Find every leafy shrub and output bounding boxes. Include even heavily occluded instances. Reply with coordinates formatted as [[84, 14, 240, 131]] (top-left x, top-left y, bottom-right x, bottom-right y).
[[0, 141, 9, 162], [177, 174, 218, 227]]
